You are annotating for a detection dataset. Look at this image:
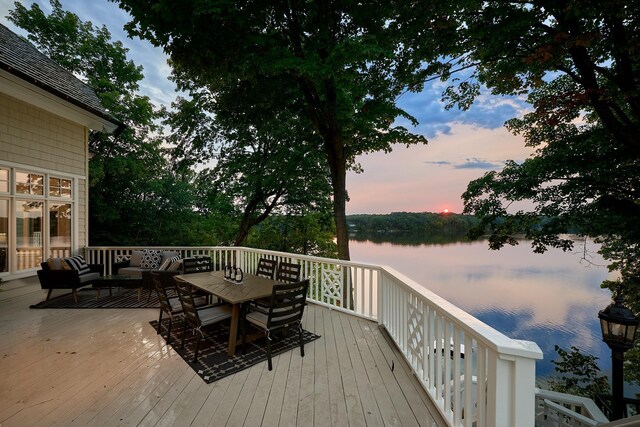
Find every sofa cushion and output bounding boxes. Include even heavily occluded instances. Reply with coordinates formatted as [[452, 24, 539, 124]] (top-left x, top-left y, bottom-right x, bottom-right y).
[[78, 271, 101, 283], [118, 266, 147, 276], [130, 250, 144, 267], [140, 249, 162, 269], [64, 255, 91, 275], [160, 251, 180, 264], [46, 257, 65, 270], [159, 255, 181, 271], [169, 259, 183, 271]]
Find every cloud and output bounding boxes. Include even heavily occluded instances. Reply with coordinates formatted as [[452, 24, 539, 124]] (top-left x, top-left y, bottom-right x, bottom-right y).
[[454, 158, 503, 170], [347, 124, 535, 214]]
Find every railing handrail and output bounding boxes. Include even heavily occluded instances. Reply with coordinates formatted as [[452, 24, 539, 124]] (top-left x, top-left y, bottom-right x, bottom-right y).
[[86, 245, 544, 427], [382, 265, 544, 359]]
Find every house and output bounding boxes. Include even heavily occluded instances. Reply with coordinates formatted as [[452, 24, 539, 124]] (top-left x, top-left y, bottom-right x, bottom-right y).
[[0, 23, 121, 280]]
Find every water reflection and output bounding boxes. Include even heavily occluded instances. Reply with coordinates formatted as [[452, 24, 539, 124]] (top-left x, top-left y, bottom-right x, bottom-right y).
[[349, 234, 614, 379]]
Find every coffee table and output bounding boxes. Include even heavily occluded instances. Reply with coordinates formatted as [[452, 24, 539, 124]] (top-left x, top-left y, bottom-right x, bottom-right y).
[[92, 274, 144, 299]]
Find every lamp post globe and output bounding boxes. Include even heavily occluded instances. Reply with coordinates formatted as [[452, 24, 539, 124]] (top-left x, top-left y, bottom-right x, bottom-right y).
[[598, 297, 639, 421]]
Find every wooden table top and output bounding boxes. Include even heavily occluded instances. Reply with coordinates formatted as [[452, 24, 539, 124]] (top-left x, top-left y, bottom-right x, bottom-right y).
[[175, 271, 275, 305]]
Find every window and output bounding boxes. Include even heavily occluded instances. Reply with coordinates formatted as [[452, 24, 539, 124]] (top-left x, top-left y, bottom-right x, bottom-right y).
[[16, 200, 44, 270], [16, 172, 44, 196], [49, 203, 72, 258], [0, 169, 8, 193], [49, 177, 72, 198]]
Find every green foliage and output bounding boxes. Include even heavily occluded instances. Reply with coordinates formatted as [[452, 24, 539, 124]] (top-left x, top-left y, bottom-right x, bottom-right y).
[[548, 345, 610, 401], [245, 212, 337, 259], [8, 1, 232, 246], [456, 1, 640, 324], [347, 212, 479, 234], [114, 0, 459, 259]]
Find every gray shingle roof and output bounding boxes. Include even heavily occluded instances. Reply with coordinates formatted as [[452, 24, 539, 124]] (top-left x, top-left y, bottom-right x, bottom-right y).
[[0, 23, 121, 130]]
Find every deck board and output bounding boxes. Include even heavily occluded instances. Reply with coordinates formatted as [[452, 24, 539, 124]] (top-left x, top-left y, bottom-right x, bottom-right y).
[[0, 277, 445, 427]]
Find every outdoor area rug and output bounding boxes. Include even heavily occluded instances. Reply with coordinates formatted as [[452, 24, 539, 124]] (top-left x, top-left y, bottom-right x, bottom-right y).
[[30, 287, 165, 309], [150, 318, 321, 383]]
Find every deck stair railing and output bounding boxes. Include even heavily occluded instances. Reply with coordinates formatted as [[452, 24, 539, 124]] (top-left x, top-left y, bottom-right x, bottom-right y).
[[535, 388, 609, 426], [86, 246, 544, 427]]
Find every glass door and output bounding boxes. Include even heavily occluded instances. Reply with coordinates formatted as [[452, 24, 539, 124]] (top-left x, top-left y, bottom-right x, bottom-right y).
[[49, 203, 72, 259], [16, 200, 43, 270]]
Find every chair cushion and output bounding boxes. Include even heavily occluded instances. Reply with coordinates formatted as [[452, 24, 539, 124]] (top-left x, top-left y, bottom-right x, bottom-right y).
[[246, 307, 298, 329], [64, 255, 91, 275], [139, 249, 162, 269], [245, 310, 269, 329], [198, 305, 232, 326]]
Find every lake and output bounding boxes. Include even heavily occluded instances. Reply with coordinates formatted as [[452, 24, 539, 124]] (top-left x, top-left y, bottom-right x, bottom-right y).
[[348, 233, 615, 381]]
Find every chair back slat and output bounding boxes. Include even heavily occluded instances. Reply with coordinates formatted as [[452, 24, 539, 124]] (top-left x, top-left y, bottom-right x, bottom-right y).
[[175, 277, 202, 328], [256, 258, 277, 279], [182, 257, 213, 274], [276, 262, 301, 283], [267, 279, 309, 329]]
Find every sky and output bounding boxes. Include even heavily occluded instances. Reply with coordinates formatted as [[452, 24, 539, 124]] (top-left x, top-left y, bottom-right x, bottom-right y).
[[0, 0, 536, 215]]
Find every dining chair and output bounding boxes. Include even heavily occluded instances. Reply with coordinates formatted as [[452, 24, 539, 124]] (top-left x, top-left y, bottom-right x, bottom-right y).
[[255, 257, 277, 279], [181, 256, 215, 302], [153, 272, 207, 345], [242, 279, 310, 370], [182, 257, 213, 274], [276, 261, 301, 283], [174, 276, 232, 363]]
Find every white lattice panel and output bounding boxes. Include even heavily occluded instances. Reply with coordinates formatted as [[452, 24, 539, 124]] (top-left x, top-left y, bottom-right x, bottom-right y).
[[408, 296, 423, 365], [321, 265, 343, 304]]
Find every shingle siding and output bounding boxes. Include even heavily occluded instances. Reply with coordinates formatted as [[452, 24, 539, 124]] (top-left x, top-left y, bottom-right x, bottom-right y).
[[0, 91, 87, 247], [0, 91, 86, 176]]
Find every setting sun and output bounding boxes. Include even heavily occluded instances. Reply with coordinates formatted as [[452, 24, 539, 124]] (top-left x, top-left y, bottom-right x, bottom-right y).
[[443, 208, 449, 213]]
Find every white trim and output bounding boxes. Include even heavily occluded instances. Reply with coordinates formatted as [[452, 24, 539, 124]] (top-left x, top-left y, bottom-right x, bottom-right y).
[[0, 69, 118, 133], [0, 160, 85, 180]]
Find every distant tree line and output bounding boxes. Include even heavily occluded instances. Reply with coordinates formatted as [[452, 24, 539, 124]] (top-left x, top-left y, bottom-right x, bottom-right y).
[[347, 212, 479, 234]]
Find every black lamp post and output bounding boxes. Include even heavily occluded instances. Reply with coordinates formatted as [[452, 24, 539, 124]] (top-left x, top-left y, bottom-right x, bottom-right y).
[[598, 297, 639, 420]]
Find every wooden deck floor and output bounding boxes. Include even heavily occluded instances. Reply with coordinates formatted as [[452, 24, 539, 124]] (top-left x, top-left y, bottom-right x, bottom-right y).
[[0, 277, 445, 427]]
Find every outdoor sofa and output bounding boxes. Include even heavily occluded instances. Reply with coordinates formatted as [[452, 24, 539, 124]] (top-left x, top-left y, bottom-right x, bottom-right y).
[[37, 255, 103, 302], [112, 249, 183, 297]]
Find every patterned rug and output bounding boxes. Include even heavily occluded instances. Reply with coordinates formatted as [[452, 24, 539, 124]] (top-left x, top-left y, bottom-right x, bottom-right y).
[[30, 287, 161, 309], [150, 318, 320, 383]]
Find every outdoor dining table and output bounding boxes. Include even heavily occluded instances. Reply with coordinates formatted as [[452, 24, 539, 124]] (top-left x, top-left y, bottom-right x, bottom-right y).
[[174, 270, 276, 357]]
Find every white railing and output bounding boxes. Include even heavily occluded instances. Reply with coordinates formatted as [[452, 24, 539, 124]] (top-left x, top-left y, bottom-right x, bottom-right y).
[[535, 389, 609, 426], [85, 246, 543, 427]]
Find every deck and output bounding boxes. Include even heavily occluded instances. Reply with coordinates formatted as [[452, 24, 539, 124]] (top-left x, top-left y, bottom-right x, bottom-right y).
[[0, 277, 445, 427]]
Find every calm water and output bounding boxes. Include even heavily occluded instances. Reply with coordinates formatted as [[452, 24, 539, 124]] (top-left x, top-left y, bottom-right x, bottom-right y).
[[349, 234, 615, 380]]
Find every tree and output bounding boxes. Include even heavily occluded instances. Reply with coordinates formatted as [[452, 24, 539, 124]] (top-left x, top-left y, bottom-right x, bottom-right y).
[[7, 0, 212, 245], [448, 2, 640, 296], [164, 76, 333, 247], [113, 0, 458, 260], [449, 0, 640, 382]]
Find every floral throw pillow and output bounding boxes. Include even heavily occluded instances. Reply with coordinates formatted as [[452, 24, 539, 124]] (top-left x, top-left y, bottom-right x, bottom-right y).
[[139, 249, 162, 269]]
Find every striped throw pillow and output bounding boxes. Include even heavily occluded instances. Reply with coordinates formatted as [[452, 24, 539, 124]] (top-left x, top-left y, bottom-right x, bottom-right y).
[[64, 255, 91, 276], [159, 255, 181, 271]]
